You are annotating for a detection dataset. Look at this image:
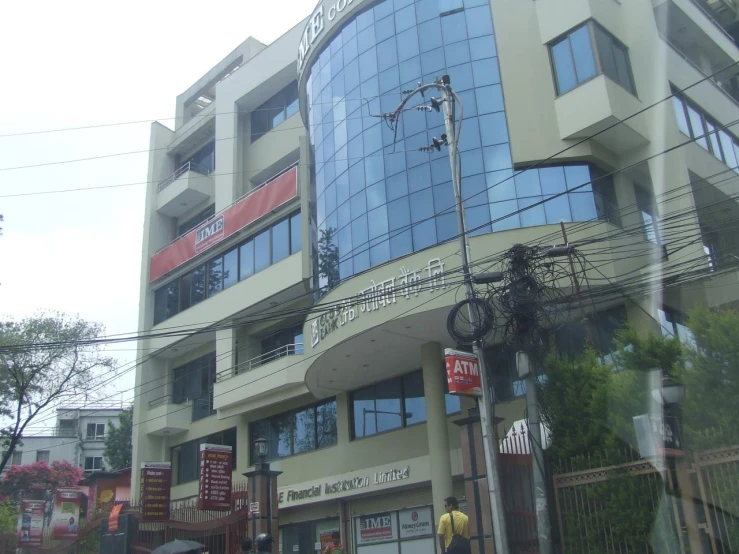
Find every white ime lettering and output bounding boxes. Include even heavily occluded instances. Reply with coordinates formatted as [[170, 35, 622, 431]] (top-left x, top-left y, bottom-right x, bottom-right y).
[[310, 8, 324, 42]]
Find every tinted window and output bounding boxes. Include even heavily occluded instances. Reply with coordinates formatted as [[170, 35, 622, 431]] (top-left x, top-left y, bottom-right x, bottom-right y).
[[251, 82, 300, 140], [254, 229, 271, 272], [207, 257, 223, 297], [272, 218, 290, 263], [223, 248, 238, 289], [240, 240, 255, 280], [290, 211, 302, 253]]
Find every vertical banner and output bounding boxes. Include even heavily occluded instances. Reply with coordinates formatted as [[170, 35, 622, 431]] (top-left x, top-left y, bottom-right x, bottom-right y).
[[108, 504, 123, 533], [140, 462, 172, 522], [444, 348, 483, 397], [17, 500, 45, 546], [198, 444, 233, 510], [51, 489, 81, 539]]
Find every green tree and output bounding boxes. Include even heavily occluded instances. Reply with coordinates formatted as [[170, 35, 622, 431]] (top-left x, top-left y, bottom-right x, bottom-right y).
[[0, 313, 116, 474], [317, 227, 340, 291], [103, 406, 133, 470], [0, 501, 16, 534]]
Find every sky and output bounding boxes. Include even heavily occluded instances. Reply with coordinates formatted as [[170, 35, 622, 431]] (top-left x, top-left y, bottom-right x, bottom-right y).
[[0, 0, 309, 422]]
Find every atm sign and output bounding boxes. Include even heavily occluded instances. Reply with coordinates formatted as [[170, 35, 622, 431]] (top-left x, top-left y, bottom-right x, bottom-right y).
[[445, 348, 483, 397]]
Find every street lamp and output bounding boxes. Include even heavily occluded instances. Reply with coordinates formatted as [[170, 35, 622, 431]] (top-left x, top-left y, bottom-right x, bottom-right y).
[[658, 376, 686, 406], [254, 437, 269, 462]]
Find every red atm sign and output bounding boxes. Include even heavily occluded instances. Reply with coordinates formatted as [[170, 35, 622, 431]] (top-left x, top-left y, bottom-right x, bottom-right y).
[[445, 348, 483, 397]]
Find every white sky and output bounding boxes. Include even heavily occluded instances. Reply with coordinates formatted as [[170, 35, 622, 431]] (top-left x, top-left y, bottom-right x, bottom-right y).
[[0, 0, 309, 423]]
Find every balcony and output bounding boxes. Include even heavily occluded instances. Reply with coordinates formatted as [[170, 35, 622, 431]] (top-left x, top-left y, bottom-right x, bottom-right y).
[[214, 343, 309, 417], [156, 161, 215, 218], [555, 75, 649, 153], [145, 395, 191, 436]]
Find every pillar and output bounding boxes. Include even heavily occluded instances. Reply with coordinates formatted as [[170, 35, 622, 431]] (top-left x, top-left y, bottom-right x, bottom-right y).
[[454, 408, 499, 554], [244, 463, 281, 538], [421, 342, 454, 522], [216, 327, 238, 378]]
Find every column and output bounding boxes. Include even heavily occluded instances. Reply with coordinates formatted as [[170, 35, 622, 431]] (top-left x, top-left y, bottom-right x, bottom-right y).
[[244, 464, 282, 538], [216, 327, 238, 379], [421, 342, 454, 523]]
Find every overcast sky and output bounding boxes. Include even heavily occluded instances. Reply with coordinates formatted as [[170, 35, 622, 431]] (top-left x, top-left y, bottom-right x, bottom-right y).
[[0, 0, 309, 420]]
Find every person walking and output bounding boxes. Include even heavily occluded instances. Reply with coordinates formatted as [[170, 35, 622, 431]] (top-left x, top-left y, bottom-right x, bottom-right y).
[[437, 497, 470, 554], [255, 533, 274, 554], [241, 537, 254, 554], [323, 531, 345, 554]]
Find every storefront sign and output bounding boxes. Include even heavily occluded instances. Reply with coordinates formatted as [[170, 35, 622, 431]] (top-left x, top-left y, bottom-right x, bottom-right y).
[[398, 507, 433, 539], [17, 500, 45, 547], [140, 462, 172, 522], [310, 258, 447, 348], [51, 489, 82, 539], [198, 444, 233, 510], [279, 466, 411, 505], [108, 504, 123, 533], [356, 512, 397, 544], [150, 167, 297, 282], [445, 349, 483, 397]]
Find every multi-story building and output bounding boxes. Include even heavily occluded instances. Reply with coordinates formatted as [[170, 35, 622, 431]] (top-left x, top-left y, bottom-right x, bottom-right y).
[[6, 407, 127, 474], [133, 0, 739, 552]]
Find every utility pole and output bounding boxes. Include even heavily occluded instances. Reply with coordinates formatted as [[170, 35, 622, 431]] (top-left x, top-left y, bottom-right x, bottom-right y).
[[518, 351, 552, 554], [438, 76, 510, 554]]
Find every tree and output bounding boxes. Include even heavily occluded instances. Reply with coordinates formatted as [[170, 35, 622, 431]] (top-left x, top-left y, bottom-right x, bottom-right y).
[[317, 227, 340, 291], [103, 406, 132, 471], [0, 501, 15, 534], [0, 313, 116, 474], [0, 461, 83, 501]]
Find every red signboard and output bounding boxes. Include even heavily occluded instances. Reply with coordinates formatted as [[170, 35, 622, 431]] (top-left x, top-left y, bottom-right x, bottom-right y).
[[150, 166, 298, 283], [198, 444, 233, 510], [51, 488, 82, 539], [17, 500, 45, 546], [108, 504, 123, 533], [445, 348, 483, 397], [140, 462, 172, 522]]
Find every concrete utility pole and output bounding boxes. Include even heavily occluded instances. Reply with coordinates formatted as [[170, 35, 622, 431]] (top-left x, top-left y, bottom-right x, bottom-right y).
[[438, 77, 510, 554], [392, 75, 509, 553]]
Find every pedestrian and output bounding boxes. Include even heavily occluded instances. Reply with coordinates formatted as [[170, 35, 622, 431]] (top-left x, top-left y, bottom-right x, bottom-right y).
[[242, 537, 254, 554], [255, 533, 274, 554], [323, 531, 345, 554], [436, 497, 470, 554]]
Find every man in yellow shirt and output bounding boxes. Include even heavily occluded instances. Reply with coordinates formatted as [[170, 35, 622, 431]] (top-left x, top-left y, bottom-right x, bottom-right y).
[[437, 497, 470, 554]]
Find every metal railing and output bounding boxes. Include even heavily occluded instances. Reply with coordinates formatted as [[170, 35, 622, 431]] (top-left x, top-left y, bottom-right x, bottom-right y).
[[148, 394, 187, 409], [217, 343, 304, 381], [688, 0, 737, 44], [158, 161, 214, 192], [661, 33, 739, 106]]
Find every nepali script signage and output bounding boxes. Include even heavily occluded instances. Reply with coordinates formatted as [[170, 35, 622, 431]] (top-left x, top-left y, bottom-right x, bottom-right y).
[[279, 466, 410, 505], [140, 462, 171, 522], [310, 257, 447, 348]]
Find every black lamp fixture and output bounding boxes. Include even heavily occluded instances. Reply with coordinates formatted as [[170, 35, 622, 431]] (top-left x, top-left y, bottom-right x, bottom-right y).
[[652, 376, 686, 406], [254, 436, 269, 461]]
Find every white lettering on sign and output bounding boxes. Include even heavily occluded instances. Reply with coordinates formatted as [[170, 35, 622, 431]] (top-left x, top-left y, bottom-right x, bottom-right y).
[[310, 258, 446, 347], [454, 358, 479, 376], [298, 6, 325, 72], [195, 215, 225, 251]]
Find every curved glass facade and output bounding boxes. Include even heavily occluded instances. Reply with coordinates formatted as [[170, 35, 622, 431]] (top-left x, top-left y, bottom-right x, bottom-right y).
[[306, 0, 617, 283]]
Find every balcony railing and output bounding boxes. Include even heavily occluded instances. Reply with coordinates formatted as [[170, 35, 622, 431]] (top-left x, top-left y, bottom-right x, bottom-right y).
[[158, 161, 214, 193], [53, 428, 77, 438], [688, 0, 737, 43], [217, 343, 304, 381], [148, 395, 187, 409]]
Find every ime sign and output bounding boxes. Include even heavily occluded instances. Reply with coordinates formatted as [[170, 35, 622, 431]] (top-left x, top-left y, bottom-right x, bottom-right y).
[[444, 348, 483, 397]]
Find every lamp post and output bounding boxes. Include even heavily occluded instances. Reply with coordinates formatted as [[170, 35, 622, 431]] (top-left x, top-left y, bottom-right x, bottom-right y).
[[653, 376, 702, 553], [244, 437, 281, 538]]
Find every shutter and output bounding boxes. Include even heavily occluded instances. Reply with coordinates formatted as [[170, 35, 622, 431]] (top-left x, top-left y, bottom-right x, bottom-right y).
[[349, 486, 432, 516]]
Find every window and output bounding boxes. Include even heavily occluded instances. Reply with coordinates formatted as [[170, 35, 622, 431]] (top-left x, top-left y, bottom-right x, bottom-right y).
[[172, 352, 217, 421], [86, 423, 105, 440], [550, 21, 635, 96], [351, 370, 461, 439], [249, 399, 337, 463], [659, 307, 696, 349], [84, 456, 103, 471], [178, 205, 215, 237], [251, 82, 299, 140], [635, 186, 662, 246], [178, 141, 215, 174], [36, 451, 50, 463], [153, 211, 302, 324], [171, 428, 237, 485], [555, 305, 628, 360], [11, 451, 22, 465], [671, 89, 739, 171], [260, 324, 304, 360]]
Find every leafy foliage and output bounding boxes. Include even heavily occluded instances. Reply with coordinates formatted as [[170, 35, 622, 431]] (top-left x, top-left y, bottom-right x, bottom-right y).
[[0, 312, 116, 473], [0, 501, 16, 534], [103, 406, 132, 471], [317, 227, 340, 291], [1, 461, 83, 501]]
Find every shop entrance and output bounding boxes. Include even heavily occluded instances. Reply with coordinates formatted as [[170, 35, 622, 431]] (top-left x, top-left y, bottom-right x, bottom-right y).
[[354, 507, 435, 554], [281, 518, 340, 554]]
